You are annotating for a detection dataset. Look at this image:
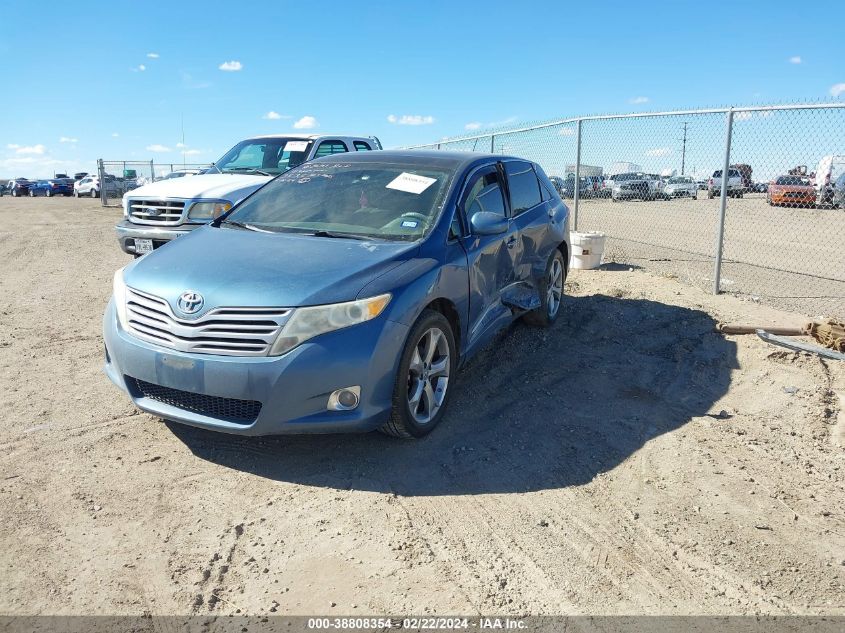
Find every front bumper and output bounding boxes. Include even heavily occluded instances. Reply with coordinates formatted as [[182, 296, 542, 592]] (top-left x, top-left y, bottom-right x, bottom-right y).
[[102, 300, 409, 435], [115, 220, 201, 255]]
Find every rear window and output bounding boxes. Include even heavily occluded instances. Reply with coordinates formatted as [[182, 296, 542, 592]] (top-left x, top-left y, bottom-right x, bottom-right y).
[[353, 141, 372, 151], [314, 141, 349, 158], [504, 161, 542, 215]]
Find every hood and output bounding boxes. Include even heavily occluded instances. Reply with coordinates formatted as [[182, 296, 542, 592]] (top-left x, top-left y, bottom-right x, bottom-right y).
[[124, 225, 419, 310], [124, 173, 271, 203]]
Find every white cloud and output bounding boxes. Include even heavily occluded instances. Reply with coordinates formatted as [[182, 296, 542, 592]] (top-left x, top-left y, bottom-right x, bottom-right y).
[[464, 122, 481, 131], [146, 52, 159, 59], [487, 116, 518, 128], [15, 144, 46, 155], [293, 115, 319, 129], [132, 64, 146, 72], [7, 143, 19, 149], [262, 111, 291, 120], [789, 56, 802, 64], [59, 136, 78, 143], [559, 127, 575, 136], [218, 60, 243, 72], [146, 144, 171, 152], [645, 147, 673, 157], [629, 96, 649, 104], [183, 149, 202, 156], [176, 142, 187, 148], [830, 83, 845, 97], [387, 114, 435, 126]]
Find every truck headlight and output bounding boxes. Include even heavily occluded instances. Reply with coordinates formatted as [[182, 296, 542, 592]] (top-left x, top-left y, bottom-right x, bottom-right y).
[[113, 267, 129, 330], [188, 200, 232, 220], [269, 294, 391, 356]]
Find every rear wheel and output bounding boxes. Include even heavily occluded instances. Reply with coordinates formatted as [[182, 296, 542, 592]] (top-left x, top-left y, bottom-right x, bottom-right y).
[[90, 189, 97, 198], [381, 310, 456, 439], [45, 189, 52, 197], [524, 249, 565, 328], [29, 190, 35, 197]]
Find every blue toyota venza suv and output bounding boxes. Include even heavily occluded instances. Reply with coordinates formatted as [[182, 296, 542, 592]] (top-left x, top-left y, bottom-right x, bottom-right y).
[[104, 151, 570, 438]]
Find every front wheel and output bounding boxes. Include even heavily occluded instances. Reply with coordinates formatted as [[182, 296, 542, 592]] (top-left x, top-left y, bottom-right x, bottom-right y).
[[45, 189, 52, 197], [90, 189, 98, 198], [524, 249, 565, 328], [29, 190, 35, 197], [381, 310, 456, 439]]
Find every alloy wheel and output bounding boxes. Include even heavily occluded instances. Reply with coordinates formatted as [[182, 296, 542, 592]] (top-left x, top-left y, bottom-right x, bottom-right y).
[[406, 327, 450, 425], [547, 257, 563, 318]]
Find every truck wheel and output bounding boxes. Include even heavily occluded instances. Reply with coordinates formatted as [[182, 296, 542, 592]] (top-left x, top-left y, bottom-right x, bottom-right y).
[[90, 189, 98, 198], [29, 190, 35, 197], [381, 310, 456, 439], [524, 249, 565, 328], [46, 189, 52, 197]]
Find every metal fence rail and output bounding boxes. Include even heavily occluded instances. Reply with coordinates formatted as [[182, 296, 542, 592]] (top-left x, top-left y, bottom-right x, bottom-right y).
[[97, 160, 212, 207], [406, 103, 845, 318]]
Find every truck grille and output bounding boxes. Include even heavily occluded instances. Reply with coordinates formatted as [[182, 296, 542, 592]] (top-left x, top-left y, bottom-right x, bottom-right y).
[[126, 376, 261, 423], [127, 198, 185, 224], [125, 287, 291, 356]]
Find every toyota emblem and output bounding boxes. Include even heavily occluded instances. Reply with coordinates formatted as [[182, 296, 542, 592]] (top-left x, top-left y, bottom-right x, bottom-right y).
[[177, 291, 204, 315]]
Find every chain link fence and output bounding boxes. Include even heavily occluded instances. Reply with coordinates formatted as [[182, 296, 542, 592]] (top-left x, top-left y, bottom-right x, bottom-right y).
[[408, 104, 845, 319], [96, 160, 212, 206]]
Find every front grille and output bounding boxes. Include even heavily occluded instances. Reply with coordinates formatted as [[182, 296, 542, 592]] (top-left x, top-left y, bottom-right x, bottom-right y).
[[125, 287, 291, 356], [127, 376, 260, 424], [128, 198, 185, 224]]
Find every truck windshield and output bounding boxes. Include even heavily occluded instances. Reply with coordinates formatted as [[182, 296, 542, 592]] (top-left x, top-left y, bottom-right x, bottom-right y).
[[223, 161, 454, 241], [215, 138, 315, 176]]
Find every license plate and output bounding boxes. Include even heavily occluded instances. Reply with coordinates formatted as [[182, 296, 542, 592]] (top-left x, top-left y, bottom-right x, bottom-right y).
[[134, 238, 153, 254]]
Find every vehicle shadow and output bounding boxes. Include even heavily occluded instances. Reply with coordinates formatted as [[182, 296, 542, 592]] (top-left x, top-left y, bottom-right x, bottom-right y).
[[167, 294, 738, 496]]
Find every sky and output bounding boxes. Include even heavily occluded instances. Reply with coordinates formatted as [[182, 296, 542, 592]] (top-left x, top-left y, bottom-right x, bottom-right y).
[[1, 0, 844, 180]]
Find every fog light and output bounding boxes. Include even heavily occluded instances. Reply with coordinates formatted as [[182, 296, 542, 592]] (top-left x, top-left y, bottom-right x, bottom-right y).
[[327, 386, 360, 411]]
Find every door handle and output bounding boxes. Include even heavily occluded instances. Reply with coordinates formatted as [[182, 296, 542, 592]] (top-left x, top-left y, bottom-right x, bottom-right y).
[[506, 236, 517, 248]]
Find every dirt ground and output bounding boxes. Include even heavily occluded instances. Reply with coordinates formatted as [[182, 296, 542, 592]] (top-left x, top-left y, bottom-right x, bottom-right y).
[[0, 197, 843, 616]]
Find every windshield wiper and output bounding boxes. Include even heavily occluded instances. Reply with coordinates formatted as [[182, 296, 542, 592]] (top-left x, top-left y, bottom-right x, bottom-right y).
[[309, 230, 380, 241], [222, 167, 272, 177], [220, 220, 274, 233]]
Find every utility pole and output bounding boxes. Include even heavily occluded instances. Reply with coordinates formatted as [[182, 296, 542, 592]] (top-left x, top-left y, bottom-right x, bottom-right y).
[[680, 122, 688, 175]]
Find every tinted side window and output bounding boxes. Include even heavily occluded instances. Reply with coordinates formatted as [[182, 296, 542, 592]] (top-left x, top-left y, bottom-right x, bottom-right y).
[[353, 141, 372, 151], [505, 161, 542, 215], [314, 141, 349, 158], [463, 168, 506, 220]]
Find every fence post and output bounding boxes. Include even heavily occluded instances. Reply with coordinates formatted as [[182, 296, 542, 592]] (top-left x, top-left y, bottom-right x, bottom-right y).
[[490, 134, 495, 153], [712, 108, 734, 295], [98, 159, 107, 206], [150, 160, 155, 183], [573, 119, 582, 231]]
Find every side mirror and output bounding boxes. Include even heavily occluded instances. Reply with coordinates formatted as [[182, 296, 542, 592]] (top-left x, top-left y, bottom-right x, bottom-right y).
[[470, 211, 509, 236]]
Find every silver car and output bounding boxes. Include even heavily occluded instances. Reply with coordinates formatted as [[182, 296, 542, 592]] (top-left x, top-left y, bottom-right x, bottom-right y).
[[662, 176, 698, 199]]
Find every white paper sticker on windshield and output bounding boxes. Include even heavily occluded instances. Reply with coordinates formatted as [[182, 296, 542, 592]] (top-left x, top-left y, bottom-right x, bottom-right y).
[[284, 140, 310, 153], [386, 172, 437, 195]]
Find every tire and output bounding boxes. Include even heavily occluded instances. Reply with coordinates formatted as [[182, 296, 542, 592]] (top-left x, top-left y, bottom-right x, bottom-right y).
[[90, 189, 98, 198], [524, 249, 566, 328], [707, 190, 714, 199], [45, 189, 52, 197], [380, 310, 456, 439], [29, 190, 35, 197], [611, 195, 619, 203], [73, 190, 79, 198], [11, 189, 18, 197]]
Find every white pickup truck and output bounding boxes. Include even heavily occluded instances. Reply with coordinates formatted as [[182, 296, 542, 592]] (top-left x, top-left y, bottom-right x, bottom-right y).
[[707, 167, 744, 199], [116, 134, 382, 255]]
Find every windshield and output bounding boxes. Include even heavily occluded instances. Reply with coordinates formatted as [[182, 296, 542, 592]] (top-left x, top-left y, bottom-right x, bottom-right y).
[[224, 161, 454, 241], [615, 173, 641, 181], [215, 138, 315, 176], [775, 176, 811, 186]]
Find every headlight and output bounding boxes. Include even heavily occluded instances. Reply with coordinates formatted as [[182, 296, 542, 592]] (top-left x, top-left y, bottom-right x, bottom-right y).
[[188, 200, 232, 220], [269, 294, 391, 356], [113, 267, 129, 330]]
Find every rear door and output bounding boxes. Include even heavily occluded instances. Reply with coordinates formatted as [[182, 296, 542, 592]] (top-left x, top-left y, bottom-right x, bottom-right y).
[[503, 160, 551, 288]]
